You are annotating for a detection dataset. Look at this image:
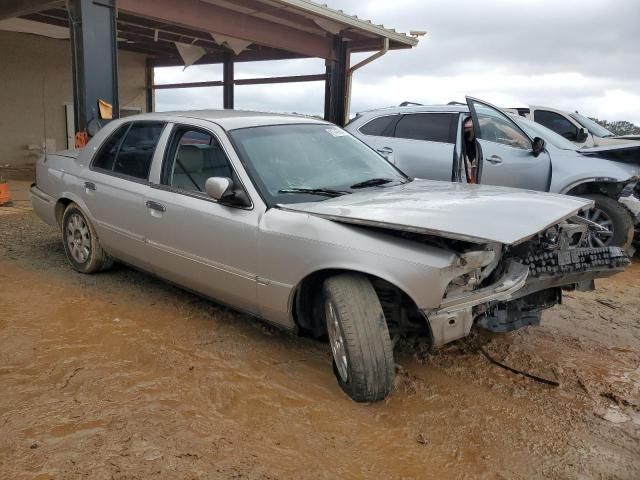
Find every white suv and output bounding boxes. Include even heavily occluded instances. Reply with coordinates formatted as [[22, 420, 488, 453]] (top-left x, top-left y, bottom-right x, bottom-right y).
[[507, 106, 640, 148]]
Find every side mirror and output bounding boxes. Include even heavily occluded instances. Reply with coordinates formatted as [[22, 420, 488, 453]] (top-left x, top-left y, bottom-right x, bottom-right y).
[[205, 177, 251, 207], [532, 137, 546, 157], [576, 128, 589, 143], [205, 177, 232, 201]]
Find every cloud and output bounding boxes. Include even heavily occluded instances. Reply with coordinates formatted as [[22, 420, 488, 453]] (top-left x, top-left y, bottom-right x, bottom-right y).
[[155, 0, 640, 124]]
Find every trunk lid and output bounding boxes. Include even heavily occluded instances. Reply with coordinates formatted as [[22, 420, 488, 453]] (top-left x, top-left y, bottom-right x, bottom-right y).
[[279, 180, 591, 245]]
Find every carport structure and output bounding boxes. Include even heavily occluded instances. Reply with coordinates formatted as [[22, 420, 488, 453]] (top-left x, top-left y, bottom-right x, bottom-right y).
[[1, 0, 418, 139]]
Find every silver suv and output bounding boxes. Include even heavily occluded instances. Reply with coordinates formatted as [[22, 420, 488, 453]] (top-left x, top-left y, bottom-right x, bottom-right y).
[[346, 97, 640, 249]]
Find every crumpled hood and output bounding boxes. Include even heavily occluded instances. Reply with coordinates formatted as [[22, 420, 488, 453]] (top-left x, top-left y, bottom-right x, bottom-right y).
[[278, 180, 592, 245], [580, 142, 640, 164]]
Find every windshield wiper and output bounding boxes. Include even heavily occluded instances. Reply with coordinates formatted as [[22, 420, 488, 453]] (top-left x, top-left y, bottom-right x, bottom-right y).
[[278, 187, 351, 197], [350, 177, 394, 189]]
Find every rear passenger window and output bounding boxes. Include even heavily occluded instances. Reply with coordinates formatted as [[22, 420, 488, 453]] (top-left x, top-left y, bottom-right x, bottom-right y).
[[92, 122, 164, 180], [394, 113, 454, 143], [113, 123, 164, 180], [163, 127, 233, 193], [359, 115, 397, 136]]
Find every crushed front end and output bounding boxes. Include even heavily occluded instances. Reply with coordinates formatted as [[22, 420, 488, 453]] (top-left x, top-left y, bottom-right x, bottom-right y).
[[426, 221, 631, 347]]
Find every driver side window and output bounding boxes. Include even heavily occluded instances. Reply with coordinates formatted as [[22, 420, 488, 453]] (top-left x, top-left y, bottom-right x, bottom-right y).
[[162, 127, 233, 194], [535, 110, 578, 141], [475, 108, 532, 150]]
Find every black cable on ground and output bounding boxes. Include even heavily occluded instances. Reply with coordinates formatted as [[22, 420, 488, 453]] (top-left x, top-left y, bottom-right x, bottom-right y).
[[479, 346, 560, 387]]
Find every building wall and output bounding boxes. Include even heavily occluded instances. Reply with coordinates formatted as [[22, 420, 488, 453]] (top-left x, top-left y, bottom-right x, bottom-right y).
[[0, 31, 148, 167]]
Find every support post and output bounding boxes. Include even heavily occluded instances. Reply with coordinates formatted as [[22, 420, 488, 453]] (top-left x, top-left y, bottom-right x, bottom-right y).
[[145, 58, 155, 113], [68, 0, 119, 134], [223, 52, 234, 110], [323, 36, 348, 126]]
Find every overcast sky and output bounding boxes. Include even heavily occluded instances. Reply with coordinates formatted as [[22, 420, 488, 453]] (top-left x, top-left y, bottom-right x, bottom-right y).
[[154, 0, 640, 124]]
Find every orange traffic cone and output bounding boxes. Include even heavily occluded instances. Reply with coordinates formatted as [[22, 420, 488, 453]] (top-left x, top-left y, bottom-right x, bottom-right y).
[[0, 179, 11, 206]]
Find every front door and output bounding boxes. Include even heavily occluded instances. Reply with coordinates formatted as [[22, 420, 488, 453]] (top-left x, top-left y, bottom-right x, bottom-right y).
[[466, 97, 551, 191], [144, 123, 260, 315]]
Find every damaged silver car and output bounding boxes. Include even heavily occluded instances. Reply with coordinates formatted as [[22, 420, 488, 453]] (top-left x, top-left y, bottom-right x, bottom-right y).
[[30, 111, 630, 402]]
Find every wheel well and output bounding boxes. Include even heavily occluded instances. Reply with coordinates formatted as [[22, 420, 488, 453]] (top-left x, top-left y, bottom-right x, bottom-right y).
[[565, 181, 623, 198], [54, 198, 72, 227], [292, 269, 429, 341]]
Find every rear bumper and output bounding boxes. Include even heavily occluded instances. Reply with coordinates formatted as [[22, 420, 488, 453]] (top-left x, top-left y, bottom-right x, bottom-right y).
[[30, 184, 58, 227]]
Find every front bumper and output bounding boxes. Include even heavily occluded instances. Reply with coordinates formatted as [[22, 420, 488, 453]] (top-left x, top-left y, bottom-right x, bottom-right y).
[[425, 246, 630, 347]]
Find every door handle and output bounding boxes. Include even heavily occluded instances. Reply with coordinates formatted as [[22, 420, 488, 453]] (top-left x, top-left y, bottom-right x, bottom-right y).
[[145, 200, 166, 212], [84, 181, 96, 191], [486, 155, 503, 164]]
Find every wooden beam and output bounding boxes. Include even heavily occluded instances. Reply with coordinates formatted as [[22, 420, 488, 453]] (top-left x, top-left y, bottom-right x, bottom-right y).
[[153, 74, 326, 90], [0, 0, 63, 20], [151, 48, 306, 67], [347, 37, 413, 52], [154, 80, 224, 90], [117, 0, 333, 59], [234, 74, 326, 86]]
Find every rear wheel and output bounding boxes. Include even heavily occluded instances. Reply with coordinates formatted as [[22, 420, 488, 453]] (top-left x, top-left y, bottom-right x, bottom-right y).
[[578, 194, 634, 250], [62, 203, 113, 273], [322, 273, 395, 402]]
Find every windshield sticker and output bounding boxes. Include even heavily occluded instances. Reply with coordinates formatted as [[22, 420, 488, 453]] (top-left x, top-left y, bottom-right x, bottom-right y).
[[326, 127, 348, 137]]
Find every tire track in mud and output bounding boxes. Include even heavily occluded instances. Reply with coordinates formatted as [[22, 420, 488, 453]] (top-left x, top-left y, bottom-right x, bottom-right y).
[[1, 211, 639, 479]]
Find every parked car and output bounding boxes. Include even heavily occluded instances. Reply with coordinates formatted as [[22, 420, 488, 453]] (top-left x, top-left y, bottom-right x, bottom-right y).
[[31, 111, 630, 402], [346, 97, 640, 249], [506, 105, 640, 148]]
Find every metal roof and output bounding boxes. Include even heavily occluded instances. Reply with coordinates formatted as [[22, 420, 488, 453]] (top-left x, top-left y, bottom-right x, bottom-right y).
[[10, 0, 419, 63], [271, 0, 418, 47]]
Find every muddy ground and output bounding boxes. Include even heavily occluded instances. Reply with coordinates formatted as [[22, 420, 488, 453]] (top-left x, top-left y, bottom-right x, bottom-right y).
[[1, 177, 639, 479]]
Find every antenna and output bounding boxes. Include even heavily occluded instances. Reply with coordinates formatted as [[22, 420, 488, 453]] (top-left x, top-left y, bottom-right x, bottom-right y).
[[42, 75, 48, 159]]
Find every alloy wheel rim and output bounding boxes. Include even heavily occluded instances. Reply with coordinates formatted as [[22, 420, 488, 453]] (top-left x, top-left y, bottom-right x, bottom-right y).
[[579, 207, 614, 247], [66, 213, 91, 264], [326, 301, 348, 382]]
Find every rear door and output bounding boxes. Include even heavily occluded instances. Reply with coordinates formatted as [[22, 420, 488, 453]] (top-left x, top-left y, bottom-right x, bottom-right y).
[[374, 112, 457, 181], [82, 121, 167, 270], [354, 113, 401, 159], [466, 97, 551, 191]]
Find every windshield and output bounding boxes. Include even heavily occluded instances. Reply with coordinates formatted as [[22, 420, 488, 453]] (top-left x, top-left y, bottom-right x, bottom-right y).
[[229, 124, 407, 205], [513, 116, 578, 151], [570, 112, 615, 138]]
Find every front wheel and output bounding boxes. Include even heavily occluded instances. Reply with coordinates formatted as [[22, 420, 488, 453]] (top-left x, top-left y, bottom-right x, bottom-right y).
[[323, 273, 395, 402], [578, 194, 634, 250]]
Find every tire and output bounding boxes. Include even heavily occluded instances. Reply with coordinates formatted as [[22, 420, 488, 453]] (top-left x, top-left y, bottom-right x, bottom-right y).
[[322, 273, 395, 402], [62, 202, 113, 273], [578, 194, 634, 250]]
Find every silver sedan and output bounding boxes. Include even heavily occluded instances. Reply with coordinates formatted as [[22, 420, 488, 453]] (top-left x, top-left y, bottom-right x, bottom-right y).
[[31, 111, 629, 402]]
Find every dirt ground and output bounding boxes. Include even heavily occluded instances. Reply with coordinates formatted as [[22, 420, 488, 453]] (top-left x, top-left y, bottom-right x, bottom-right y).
[[1, 175, 639, 479]]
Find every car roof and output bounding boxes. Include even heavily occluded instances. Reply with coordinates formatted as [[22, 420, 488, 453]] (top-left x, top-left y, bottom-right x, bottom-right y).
[[120, 109, 330, 130], [356, 104, 470, 117]]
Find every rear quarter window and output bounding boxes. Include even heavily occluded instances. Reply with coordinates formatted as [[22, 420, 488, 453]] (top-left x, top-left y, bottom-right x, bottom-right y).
[[92, 124, 129, 171], [359, 115, 398, 137]]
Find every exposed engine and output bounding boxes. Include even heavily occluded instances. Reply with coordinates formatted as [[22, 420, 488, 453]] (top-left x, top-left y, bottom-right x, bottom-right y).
[[475, 220, 630, 334]]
